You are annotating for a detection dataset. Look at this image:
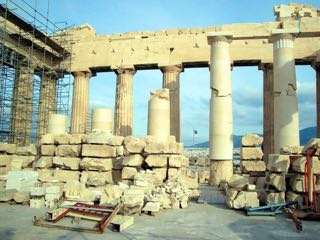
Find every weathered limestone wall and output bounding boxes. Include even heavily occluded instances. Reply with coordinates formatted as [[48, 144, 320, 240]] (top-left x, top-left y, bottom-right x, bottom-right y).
[[0, 134, 202, 211], [226, 134, 320, 210]]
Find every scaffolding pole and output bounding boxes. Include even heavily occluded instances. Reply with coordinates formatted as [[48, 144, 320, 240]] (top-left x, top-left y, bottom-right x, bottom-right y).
[[0, 0, 72, 145]]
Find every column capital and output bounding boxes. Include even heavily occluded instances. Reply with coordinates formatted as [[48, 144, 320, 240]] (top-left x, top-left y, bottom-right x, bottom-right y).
[[269, 28, 299, 43], [111, 64, 136, 75], [312, 60, 320, 71], [207, 32, 233, 45], [72, 70, 92, 78], [258, 62, 273, 71], [160, 64, 184, 73]]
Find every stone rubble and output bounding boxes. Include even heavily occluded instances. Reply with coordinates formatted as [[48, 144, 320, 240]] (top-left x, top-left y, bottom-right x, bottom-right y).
[[0, 132, 195, 215], [240, 135, 265, 178]]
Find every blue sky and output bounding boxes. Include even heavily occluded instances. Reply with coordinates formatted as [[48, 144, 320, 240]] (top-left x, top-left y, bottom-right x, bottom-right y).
[[6, 0, 320, 145]]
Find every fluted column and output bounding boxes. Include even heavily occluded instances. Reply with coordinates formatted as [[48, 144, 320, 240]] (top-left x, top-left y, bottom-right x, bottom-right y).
[[71, 71, 91, 134], [259, 63, 274, 162], [207, 32, 233, 186], [37, 71, 58, 137], [114, 68, 135, 136], [312, 61, 320, 137], [161, 65, 183, 142], [10, 66, 34, 145], [270, 31, 300, 153]]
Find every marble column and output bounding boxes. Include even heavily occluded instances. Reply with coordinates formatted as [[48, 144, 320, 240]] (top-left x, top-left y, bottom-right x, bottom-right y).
[[114, 68, 135, 136], [71, 71, 91, 134], [91, 108, 113, 134], [10, 66, 34, 145], [259, 63, 274, 162], [312, 61, 320, 137], [37, 71, 58, 137], [147, 88, 170, 139], [207, 32, 234, 186], [161, 65, 183, 142], [47, 114, 67, 134], [271, 31, 300, 153]]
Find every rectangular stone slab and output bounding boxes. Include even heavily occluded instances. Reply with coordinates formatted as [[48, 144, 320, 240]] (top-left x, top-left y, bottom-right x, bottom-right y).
[[82, 144, 116, 158]]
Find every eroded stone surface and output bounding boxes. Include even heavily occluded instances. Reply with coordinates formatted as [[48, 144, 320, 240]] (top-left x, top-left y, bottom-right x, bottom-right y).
[[80, 157, 113, 171], [0, 143, 16, 154], [286, 191, 304, 208], [241, 161, 266, 173], [82, 144, 116, 158], [168, 155, 184, 168], [241, 134, 263, 147], [52, 157, 80, 170], [54, 134, 72, 145], [267, 154, 290, 173], [55, 145, 81, 157], [229, 191, 259, 209], [292, 156, 320, 174], [123, 154, 144, 167], [40, 134, 54, 145], [145, 155, 167, 168], [87, 132, 124, 146], [41, 145, 56, 156], [35, 157, 53, 168], [240, 147, 263, 160], [268, 173, 286, 191], [122, 167, 138, 180], [280, 146, 303, 155], [209, 160, 233, 186], [16, 145, 37, 156], [144, 136, 169, 154], [262, 192, 285, 205], [228, 174, 249, 189], [124, 136, 146, 153], [290, 174, 305, 192], [80, 171, 113, 186]]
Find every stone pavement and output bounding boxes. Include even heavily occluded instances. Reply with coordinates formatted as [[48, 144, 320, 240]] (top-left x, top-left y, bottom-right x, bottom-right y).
[[0, 202, 317, 240]]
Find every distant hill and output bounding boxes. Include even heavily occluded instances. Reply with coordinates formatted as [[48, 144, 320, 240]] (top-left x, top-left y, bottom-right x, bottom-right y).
[[300, 126, 317, 145], [187, 126, 317, 148]]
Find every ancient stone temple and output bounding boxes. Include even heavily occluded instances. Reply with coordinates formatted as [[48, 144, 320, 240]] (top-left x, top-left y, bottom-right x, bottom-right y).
[[1, 2, 320, 238]]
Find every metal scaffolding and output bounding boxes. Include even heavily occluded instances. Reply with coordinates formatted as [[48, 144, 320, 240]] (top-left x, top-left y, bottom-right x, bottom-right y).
[[0, 0, 72, 145]]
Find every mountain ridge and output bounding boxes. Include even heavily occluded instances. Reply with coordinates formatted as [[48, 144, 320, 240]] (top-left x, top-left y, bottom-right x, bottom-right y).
[[187, 126, 316, 148]]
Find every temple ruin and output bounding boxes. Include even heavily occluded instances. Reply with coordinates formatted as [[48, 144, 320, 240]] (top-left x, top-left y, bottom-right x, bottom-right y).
[[1, 1, 320, 238]]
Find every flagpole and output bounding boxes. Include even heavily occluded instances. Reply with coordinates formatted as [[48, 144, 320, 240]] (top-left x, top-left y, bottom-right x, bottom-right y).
[[192, 129, 195, 147]]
